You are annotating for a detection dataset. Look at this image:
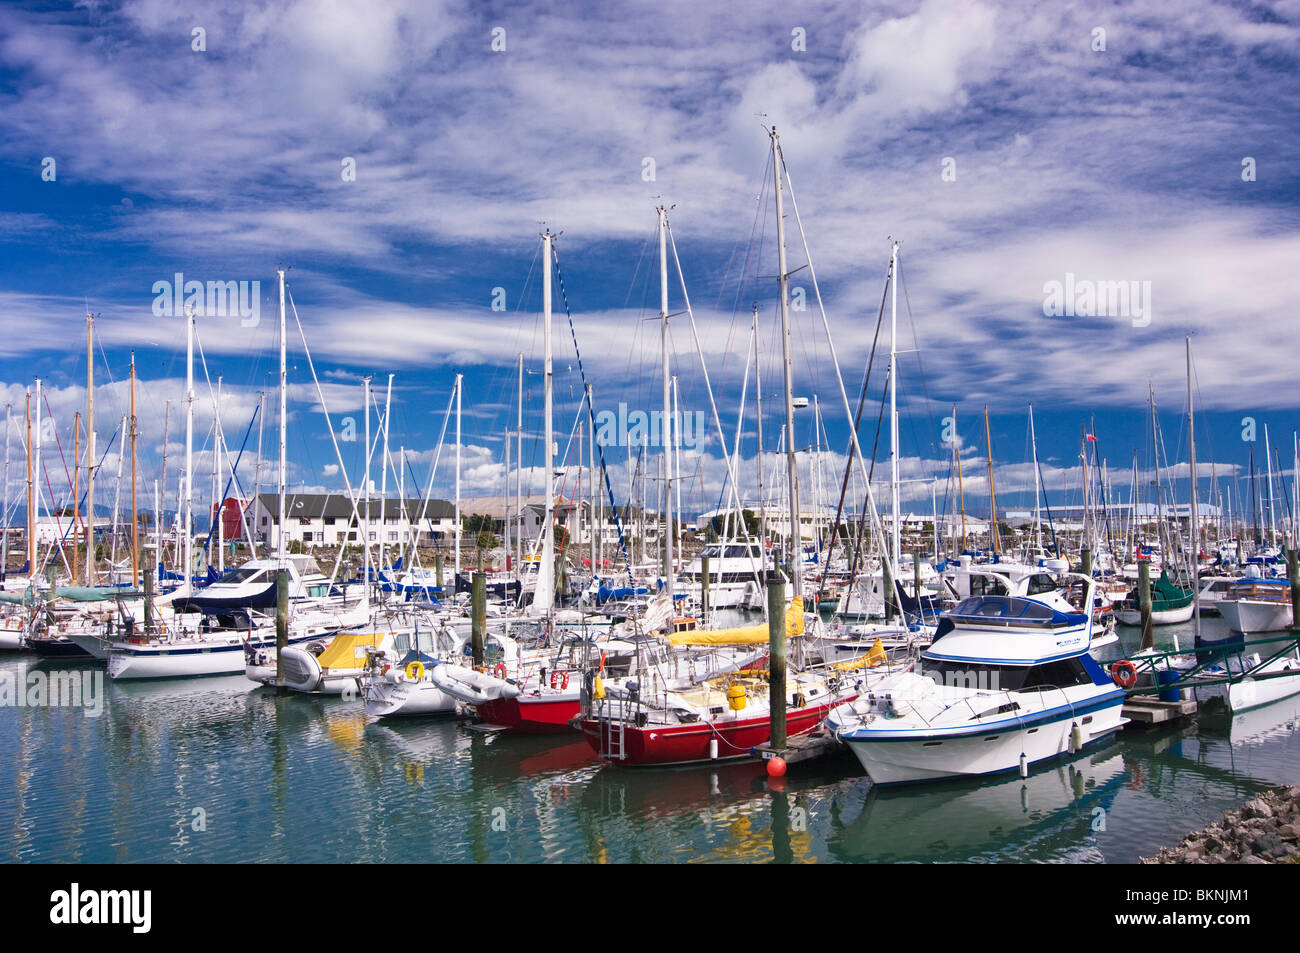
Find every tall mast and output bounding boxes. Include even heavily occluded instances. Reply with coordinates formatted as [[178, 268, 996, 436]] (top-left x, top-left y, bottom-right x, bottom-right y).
[[753, 304, 766, 565], [277, 270, 286, 563], [380, 373, 392, 573], [1265, 424, 1277, 547], [954, 404, 966, 551], [535, 230, 556, 614], [160, 400, 170, 570], [1149, 383, 1162, 559], [889, 241, 901, 583], [253, 393, 264, 558], [1130, 450, 1138, 558], [85, 311, 95, 585], [2, 403, 10, 577], [214, 375, 223, 574], [1029, 404, 1042, 554], [589, 382, 598, 576], [1081, 423, 1091, 556], [516, 351, 523, 575], [673, 376, 682, 574], [658, 205, 674, 597], [25, 391, 33, 577], [154, 480, 161, 587], [985, 406, 998, 556], [504, 427, 511, 570], [771, 129, 801, 598], [34, 378, 41, 571], [185, 304, 195, 586], [129, 354, 139, 588], [363, 376, 371, 590], [454, 372, 462, 577], [73, 412, 80, 581], [1187, 337, 1201, 641]]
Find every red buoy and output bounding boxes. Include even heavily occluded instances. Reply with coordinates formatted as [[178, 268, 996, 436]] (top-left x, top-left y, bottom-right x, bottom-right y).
[[766, 757, 787, 778]]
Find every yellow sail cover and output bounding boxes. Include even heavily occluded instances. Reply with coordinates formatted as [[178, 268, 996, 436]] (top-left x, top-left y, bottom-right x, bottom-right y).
[[667, 597, 804, 645], [316, 632, 387, 671]]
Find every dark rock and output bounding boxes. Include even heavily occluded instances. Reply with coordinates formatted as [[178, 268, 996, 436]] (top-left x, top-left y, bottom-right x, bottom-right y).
[[1253, 832, 1284, 855]]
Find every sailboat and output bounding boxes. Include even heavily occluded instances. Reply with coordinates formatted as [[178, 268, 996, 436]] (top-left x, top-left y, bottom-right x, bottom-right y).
[[579, 133, 864, 765], [108, 272, 366, 679], [1113, 384, 1194, 626]]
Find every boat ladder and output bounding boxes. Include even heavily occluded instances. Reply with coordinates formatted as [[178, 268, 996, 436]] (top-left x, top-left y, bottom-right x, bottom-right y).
[[600, 696, 627, 762]]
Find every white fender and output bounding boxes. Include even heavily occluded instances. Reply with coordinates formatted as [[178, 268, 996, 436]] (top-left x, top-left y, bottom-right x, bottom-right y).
[[429, 664, 521, 707]]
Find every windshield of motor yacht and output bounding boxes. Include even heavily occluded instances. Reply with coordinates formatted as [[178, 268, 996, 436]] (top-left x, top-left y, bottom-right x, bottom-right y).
[[949, 596, 1058, 620], [919, 656, 1094, 693], [219, 567, 266, 585]]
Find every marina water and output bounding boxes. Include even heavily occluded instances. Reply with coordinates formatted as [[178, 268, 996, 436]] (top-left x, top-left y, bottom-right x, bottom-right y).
[[3, 616, 1298, 863]]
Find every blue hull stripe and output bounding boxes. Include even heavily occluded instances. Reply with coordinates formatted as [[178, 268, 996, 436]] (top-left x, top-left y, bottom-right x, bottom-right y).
[[842, 689, 1126, 742]]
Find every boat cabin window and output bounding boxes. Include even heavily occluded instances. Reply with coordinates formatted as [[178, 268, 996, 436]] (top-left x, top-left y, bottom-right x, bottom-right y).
[[699, 546, 722, 559], [223, 567, 265, 584], [921, 657, 1092, 693], [969, 575, 1007, 597], [1025, 574, 1059, 596], [950, 597, 1055, 621]]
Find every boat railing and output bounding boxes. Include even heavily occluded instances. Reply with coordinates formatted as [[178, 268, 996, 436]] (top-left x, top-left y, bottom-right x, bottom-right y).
[[1120, 633, 1300, 694]]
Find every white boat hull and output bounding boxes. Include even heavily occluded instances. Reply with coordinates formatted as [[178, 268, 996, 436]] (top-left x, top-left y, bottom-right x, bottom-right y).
[[843, 702, 1126, 785], [1218, 599, 1293, 635], [1114, 602, 1195, 626], [363, 673, 459, 717], [1228, 657, 1300, 712]]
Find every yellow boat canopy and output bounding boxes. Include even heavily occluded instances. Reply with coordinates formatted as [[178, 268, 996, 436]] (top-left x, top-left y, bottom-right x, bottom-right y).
[[667, 597, 804, 646], [317, 632, 387, 671]]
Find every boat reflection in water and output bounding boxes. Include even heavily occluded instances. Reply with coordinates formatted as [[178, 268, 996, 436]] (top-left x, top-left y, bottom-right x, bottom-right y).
[[829, 742, 1126, 863]]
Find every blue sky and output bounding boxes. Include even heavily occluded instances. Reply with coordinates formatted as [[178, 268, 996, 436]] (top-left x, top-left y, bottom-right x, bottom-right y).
[[1, 0, 1298, 530]]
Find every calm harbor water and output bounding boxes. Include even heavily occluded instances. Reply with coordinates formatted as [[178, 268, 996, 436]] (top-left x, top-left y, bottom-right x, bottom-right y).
[[3, 616, 1299, 864]]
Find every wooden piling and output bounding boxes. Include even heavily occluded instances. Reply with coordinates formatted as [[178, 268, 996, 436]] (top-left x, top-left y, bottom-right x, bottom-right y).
[[768, 577, 787, 750], [701, 553, 710, 622], [471, 570, 486, 668], [143, 565, 154, 634], [1139, 560, 1153, 650], [1288, 549, 1299, 632]]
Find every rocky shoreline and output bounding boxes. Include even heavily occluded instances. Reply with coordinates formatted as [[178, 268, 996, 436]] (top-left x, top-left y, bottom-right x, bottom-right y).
[[1142, 786, 1300, 864]]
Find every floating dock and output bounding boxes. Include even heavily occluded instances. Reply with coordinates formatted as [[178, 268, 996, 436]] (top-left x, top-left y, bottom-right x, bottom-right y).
[[1122, 694, 1199, 726], [755, 729, 844, 765]]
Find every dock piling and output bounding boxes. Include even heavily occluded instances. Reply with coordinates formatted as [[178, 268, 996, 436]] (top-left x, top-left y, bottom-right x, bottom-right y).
[[1288, 549, 1299, 632], [471, 570, 486, 668], [768, 577, 787, 751], [701, 553, 710, 622], [1139, 560, 1153, 650]]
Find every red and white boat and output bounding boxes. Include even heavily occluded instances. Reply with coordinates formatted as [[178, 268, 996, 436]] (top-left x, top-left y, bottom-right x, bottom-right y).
[[578, 597, 855, 766], [579, 671, 851, 766]]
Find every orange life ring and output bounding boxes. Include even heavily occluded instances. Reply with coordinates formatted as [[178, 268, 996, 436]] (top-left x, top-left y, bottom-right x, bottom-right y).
[[494, 663, 507, 680], [550, 669, 570, 690], [1111, 659, 1138, 689]]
